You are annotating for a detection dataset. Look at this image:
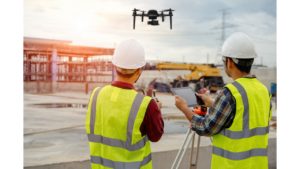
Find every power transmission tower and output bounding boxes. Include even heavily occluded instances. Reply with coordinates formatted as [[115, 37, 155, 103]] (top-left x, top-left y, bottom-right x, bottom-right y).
[[219, 9, 237, 46], [213, 8, 237, 63]]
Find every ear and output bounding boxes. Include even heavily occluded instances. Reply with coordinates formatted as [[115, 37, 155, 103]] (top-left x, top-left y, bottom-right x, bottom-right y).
[[135, 68, 142, 75], [227, 58, 235, 69]]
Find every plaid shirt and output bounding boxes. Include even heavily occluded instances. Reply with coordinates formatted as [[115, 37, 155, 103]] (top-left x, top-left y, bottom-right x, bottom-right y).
[[191, 87, 236, 136]]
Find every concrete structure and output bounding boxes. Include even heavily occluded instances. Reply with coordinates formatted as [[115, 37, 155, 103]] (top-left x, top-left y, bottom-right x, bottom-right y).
[[23, 37, 114, 94]]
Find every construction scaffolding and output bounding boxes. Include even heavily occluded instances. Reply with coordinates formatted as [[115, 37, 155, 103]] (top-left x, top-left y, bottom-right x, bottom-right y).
[[23, 37, 114, 93]]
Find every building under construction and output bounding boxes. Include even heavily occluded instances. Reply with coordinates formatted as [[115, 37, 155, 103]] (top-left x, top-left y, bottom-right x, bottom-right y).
[[23, 37, 114, 93]]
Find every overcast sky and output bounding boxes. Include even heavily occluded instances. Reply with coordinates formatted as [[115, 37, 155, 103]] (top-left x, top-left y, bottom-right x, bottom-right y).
[[24, 0, 276, 67]]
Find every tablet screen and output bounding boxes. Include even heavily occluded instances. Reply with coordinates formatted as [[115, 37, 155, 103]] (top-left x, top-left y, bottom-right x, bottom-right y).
[[171, 87, 197, 107]]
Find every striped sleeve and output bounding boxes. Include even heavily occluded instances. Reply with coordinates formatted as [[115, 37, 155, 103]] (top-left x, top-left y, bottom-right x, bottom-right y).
[[190, 88, 236, 136]]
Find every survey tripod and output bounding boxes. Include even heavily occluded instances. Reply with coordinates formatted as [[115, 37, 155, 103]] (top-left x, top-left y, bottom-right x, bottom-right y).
[[171, 128, 202, 169]]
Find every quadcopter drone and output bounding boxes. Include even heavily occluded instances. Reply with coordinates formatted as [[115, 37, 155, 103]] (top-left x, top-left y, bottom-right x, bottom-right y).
[[132, 8, 174, 29]]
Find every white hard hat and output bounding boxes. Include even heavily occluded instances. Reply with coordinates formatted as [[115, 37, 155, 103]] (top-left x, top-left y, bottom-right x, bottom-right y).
[[222, 32, 257, 59], [112, 39, 146, 69]]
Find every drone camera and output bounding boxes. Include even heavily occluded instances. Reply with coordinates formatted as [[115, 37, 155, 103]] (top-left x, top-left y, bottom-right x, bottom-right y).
[[148, 20, 159, 26]]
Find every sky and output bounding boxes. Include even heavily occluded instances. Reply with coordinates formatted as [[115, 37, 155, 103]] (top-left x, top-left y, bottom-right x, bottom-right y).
[[3, 1, 300, 168], [24, 0, 276, 67]]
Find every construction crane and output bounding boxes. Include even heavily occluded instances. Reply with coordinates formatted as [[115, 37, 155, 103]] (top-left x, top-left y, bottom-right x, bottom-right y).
[[156, 62, 225, 93]]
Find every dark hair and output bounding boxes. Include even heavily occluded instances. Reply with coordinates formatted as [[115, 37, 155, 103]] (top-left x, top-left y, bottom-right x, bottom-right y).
[[115, 67, 139, 78], [229, 58, 254, 73]]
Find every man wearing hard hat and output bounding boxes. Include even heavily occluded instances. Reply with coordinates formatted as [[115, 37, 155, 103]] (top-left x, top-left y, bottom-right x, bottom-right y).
[[175, 32, 272, 169], [86, 39, 164, 169]]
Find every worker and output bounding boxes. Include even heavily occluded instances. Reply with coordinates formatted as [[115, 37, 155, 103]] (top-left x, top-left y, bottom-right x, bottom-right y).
[[175, 32, 272, 169], [86, 39, 164, 169]]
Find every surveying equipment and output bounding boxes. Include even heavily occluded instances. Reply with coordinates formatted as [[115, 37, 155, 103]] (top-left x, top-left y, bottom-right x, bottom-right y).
[[193, 106, 207, 116], [171, 128, 201, 169], [171, 106, 207, 169]]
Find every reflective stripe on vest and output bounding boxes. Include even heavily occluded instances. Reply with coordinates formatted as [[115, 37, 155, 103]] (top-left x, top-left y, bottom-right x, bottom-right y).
[[213, 147, 267, 160], [88, 88, 151, 167], [90, 88, 101, 134], [213, 81, 269, 159], [221, 127, 269, 139], [90, 153, 151, 169], [220, 81, 269, 139]]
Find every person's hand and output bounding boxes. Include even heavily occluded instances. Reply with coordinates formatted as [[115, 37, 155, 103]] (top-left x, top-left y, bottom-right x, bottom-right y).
[[155, 99, 162, 110], [196, 92, 213, 107], [175, 95, 188, 112], [198, 87, 209, 94], [175, 95, 194, 121]]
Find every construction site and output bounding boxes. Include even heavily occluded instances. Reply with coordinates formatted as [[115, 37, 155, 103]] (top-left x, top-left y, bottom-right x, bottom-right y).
[[24, 37, 277, 169]]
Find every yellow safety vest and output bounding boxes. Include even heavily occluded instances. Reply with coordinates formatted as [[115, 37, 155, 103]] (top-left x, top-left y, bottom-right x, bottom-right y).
[[86, 85, 152, 169], [211, 78, 271, 169]]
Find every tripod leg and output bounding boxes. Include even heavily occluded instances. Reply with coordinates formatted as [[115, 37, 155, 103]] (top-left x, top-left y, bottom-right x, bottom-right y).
[[194, 135, 201, 168], [189, 132, 195, 168], [171, 128, 193, 169], [176, 132, 193, 169]]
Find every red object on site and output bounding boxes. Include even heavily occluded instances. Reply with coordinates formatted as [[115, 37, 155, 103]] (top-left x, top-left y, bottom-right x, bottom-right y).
[[193, 106, 207, 116]]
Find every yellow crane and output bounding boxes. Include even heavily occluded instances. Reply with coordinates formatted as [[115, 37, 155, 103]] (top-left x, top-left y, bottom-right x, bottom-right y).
[[156, 62, 224, 92]]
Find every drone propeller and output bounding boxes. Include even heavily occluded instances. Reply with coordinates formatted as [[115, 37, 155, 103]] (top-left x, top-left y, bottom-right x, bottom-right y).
[[162, 8, 175, 12], [133, 8, 141, 11]]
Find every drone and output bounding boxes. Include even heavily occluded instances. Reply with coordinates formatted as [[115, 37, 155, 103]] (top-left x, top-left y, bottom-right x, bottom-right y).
[[132, 8, 174, 30]]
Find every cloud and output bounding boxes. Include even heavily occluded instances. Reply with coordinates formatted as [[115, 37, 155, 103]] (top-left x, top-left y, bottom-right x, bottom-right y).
[[24, 0, 276, 67]]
